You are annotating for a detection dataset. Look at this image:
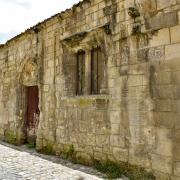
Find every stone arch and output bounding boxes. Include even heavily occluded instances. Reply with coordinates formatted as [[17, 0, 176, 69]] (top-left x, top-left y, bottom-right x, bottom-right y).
[[17, 58, 41, 144], [21, 58, 38, 86]]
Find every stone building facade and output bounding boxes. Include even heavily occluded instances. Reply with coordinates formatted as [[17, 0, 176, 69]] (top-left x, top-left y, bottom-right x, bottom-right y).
[[0, 0, 180, 179]]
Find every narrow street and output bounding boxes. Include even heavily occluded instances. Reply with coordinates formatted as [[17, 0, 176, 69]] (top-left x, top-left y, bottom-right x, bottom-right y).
[[0, 143, 103, 180]]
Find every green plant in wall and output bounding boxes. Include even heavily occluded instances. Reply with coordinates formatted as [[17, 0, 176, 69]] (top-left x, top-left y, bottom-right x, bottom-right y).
[[26, 142, 36, 149], [92, 160, 156, 180], [61, 144, 76, 160], [5, 131, 17, 144], [93, 160, 122, 179], [41, 143, 54, 155], [67, 144, 75, 157]]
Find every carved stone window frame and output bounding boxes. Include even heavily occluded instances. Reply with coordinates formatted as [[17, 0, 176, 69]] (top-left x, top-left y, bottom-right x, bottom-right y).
[[61, 24, 111, 96]]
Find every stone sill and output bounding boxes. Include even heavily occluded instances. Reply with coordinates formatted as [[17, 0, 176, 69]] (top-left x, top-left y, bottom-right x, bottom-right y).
[[60, 95, 111, 108], [60, 94, 111, 101]]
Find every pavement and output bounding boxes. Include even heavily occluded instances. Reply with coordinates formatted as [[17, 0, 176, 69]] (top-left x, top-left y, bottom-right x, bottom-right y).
[[0, 142, 104, 180]]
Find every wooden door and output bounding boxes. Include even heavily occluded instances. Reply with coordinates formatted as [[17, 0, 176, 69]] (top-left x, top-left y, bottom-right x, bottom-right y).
[[26, 86, 39, 143]]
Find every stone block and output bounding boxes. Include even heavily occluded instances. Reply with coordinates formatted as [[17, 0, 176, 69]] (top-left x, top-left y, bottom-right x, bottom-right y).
[[108, 78, 115, 88], [146, 12, 178, 31], [175, 114, 180, 129], [149, 28, 170, 47], [110, 135, 125, 148], [94, 152, 107, 161], [154, 85, 179, 99], [116, 11, 125, 23], [155, 100, 175, 112], [112, 147, 128, 162], [174, 142, 180, 161], [108, 67, 119, 78], [157, 0, 175, 10], [103, 4, 117, 16], [154, 112, 176, 129], [119, 24, 128, 40], [129, 147, 151, 167], [172, 71, 180, 85], [127, 75, 143, 86], [111, 123, 120, 135], [86, 134, 96, 146], [165, 43, 180, 60], [154, 171, 171, 180], [152, 154, 172, 174], [172, 176, 180, 180], [95, 135, 109, 147], [136, 0, 157, 15], [98, 1, 105, 9], [155, 71, 172, 85], [109, 110, 121, 124], [170, 25, 180, 43], [109, 99, 121, 110], [79, 122, 87, 133], [155, 128, 173, 157], [124, 0, 135, 9], [117, 1, 124, 12], [174, 162, 180, 176]]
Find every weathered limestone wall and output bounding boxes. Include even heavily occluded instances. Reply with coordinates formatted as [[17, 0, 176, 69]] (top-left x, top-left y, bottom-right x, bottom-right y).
[[0, 32, 42, 143], [0, 0, 180, 179]]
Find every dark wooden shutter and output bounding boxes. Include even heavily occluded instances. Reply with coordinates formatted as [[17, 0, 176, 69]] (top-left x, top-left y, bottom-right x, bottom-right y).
[[91, 48, 98, 94], [77, 51, 85, 95], [91, 47, 104, 94], [98, 48, 104, 93]]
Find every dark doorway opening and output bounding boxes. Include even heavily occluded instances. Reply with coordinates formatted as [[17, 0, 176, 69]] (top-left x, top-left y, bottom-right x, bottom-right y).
[[25, 86, 40, 144]]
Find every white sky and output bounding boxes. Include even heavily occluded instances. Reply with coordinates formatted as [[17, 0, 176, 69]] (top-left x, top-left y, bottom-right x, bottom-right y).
[[0, 0, 80, 44]]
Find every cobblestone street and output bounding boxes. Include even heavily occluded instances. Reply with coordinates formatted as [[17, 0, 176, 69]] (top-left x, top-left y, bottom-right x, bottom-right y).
[[0, 143, 103, 180]]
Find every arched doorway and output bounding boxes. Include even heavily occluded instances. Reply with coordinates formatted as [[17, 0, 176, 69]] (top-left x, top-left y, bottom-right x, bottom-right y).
[[21, 59, 40, 145]]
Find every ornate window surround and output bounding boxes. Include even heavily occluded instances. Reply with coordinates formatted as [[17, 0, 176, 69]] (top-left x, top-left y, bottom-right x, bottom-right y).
[[61, 24, 111, 96]]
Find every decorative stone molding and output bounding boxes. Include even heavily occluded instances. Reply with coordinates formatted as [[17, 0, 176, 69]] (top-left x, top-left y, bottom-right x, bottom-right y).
[[61, 24, 112, 54], [103, 4, 117, 16], [21, 59, 38, 86], [128, 6, 140, 18]]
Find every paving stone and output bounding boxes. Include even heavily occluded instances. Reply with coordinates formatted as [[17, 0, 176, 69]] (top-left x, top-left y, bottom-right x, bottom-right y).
[[0, 144, 103, 180]]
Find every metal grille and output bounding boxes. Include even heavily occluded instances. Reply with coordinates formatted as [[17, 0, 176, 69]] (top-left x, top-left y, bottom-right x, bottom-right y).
[[76, 51, 85, 95]]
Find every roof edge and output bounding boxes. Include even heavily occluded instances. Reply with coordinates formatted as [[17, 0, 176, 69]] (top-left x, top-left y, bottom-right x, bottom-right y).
[[0, 0, 90, 49]]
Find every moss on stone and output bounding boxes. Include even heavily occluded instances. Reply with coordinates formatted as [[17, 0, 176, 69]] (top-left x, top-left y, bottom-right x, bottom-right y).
[[26, 142, 36, 149], [6, 131, 17, 144], [60, 146, 155, 179], [74, 155, 91, 166], [67, 144, 75, 157], [92, 159, 156, 180], [4, 129, 24, 145], [61, 144, 76, 160], [78, 99, 91, 107], [40, 143, 54, 155], [38, 144, 156, 179]]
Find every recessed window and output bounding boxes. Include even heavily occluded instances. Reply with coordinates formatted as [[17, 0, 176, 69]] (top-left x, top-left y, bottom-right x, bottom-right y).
[[91, 47, 104, 94], [76, 51, 85, 95], [76, 48, 105, 96]]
